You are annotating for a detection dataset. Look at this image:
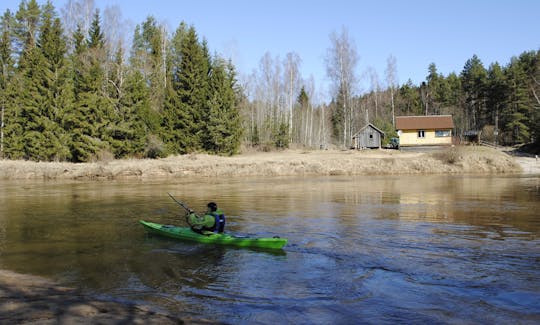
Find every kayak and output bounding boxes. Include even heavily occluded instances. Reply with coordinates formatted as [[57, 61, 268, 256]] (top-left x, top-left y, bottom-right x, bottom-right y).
[[139, 220, 287, 250]]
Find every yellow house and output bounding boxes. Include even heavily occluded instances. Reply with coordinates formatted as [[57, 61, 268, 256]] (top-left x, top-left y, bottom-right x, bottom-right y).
[[395, 115, 454, 147]]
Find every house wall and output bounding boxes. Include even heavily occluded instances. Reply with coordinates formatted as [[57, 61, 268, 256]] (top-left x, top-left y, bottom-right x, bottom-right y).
[[399, 129, 452, 146]]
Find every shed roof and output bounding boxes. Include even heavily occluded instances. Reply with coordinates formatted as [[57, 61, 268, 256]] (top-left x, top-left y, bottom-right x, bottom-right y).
[[395, 115, 454, 130], [352, 123, 385, 138]]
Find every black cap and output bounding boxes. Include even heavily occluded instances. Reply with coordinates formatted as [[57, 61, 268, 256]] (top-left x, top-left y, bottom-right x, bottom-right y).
[[207, 202, 217, 211]]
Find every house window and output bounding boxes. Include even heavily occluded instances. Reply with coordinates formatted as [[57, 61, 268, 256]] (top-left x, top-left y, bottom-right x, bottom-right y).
[[369, 133, 373, 139], [435, 130, 451, 137], [418, 130, 425, 138]]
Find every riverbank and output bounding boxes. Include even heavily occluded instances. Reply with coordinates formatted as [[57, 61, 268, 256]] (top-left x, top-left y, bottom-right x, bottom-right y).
[[0, 146, 527, 180], [0, 270, 211, 324]]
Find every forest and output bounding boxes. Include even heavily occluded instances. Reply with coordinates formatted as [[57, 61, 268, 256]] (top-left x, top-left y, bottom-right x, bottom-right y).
[[0, 0, 539, 162]]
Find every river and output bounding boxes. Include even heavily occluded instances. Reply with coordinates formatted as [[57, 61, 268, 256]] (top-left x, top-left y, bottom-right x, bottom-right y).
[[0, 175, 539, 324]]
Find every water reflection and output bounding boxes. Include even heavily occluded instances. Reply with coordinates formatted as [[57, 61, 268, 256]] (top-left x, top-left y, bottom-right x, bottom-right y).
[[0, 175, 539, 324]]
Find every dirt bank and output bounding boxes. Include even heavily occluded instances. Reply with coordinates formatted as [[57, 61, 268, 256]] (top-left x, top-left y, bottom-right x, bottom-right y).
[[0, 269, 216, 324], [0, 146, 524, 180]]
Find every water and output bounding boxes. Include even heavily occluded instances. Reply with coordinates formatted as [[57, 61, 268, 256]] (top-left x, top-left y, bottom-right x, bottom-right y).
[[0, 175, 539, 324]]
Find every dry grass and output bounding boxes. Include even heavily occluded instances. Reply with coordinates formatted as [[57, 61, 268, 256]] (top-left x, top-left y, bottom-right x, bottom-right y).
[[0, 146, 523, 180]]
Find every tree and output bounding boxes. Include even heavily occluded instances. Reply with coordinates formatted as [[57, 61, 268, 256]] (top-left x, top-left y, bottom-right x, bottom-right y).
[[283, 52, 301, 141], [502, 56, 531, 144], [66, 9, 111, 161], [385, 55, 398, 126], [397, 79, 421, 115], [131, 16, 167, 113], [461, 55, 487, 130], [325, 26, 358, 147], [162, 24, 209, 154], [60, 0, 95, 51], [486, 63, 506, 144], [204, 59, 242, 155], [0, 9, 15, 158]]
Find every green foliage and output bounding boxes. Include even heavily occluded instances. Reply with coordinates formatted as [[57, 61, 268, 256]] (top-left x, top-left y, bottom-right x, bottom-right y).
[[1, 1, 538, 162], [329, 85, 346, 142], [203, 60, 242, 155], [272, 121, 289, 149], [372, 118, 396, 145]]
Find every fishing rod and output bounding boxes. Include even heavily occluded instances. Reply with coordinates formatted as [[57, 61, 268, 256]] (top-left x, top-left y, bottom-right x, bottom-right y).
[[167, 192, 195, 226], [167, 192, 193, 214]]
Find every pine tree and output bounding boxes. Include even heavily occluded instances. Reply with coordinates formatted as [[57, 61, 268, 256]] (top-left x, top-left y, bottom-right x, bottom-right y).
[[486, 63, 506, 139], [162, 24, 208, 154], [66, 10, 113, 161], [503, 57, 531, 144], [397, 79, 422, 115], [0, 9, 15, 159], [461, 55, 487, 130], [130, 16, 166, 113], [112, 68, 155, 158], [204, 58, 242, 155], [11, 0, 69, 160]]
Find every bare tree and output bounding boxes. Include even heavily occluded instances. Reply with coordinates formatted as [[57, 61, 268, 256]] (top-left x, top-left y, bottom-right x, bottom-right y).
[[367, 66, 380, 120], [61, 0, 95, 50], [325, 26, 358, 148], [256, 52, 283, 142], [385, 54, 398, 126], [283, 52, 301, 141]]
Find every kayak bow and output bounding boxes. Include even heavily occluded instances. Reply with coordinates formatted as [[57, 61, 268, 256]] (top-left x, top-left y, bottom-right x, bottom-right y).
[[139, 220, 287, 250]]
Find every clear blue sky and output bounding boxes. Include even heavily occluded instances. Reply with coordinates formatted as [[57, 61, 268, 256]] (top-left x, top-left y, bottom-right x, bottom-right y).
[[2, 0, 539, 98]]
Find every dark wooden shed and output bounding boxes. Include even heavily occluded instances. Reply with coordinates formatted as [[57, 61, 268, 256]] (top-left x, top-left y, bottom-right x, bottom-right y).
[[352, 123, 385, 149]]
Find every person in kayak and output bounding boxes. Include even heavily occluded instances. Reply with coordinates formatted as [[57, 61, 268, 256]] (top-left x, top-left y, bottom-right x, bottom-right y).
[[187, 202, 226, 234]]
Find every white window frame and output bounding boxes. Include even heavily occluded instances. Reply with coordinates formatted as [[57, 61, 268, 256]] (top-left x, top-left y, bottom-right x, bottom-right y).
[[435, 130, 451, 137]]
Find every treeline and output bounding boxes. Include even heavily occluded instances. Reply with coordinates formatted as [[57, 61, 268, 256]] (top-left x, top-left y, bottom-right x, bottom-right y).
[[241, 29, 539, 151], [354, 53, 540, 146], [1, 1, 539, 163], [0, 0, 241, 162]]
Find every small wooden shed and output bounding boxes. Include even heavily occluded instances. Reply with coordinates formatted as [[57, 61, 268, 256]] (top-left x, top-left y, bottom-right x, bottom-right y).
[[352, 123, 385, 149]]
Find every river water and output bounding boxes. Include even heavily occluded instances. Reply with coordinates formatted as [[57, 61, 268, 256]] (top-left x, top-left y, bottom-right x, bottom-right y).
[[0, 175, 539, 324]]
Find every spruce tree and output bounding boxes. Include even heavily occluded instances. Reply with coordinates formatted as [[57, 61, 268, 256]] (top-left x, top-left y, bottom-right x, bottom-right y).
[[461, 55, 487, 130], [112, 68, 154, 158], [486, 63, 506, 132], [204, 58, 242, 155], [503, 57, 531, 143], [67, 10, 112, 161], [162, 25, 208, 154], [0, 9, 15, 159]]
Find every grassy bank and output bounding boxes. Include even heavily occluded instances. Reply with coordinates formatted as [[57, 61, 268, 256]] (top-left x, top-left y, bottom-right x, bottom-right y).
[[0, 146, 522, 180]]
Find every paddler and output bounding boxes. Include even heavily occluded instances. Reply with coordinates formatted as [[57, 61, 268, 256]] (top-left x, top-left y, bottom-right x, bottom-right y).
[[187, 202, 226, 234]]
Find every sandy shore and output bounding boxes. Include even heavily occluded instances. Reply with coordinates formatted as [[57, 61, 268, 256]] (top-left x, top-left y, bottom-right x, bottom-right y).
[[0, 146, 529, 180]]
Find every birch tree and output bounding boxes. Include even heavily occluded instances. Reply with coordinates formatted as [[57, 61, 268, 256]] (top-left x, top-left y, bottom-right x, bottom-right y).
[[325, 27, 358, 148], [385, 54, 398, 126], [283, 52, 301, 141], [61, 0, 95, 51]]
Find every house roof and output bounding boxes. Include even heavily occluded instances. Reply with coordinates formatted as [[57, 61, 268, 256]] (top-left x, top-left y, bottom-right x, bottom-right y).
[[352, 123, 385, 138], [395, 115, 454, 130]]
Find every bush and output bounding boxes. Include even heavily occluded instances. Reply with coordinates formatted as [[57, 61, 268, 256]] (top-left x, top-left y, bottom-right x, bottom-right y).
[[432, 147, 460, 164], [145, 135, 167, 159]]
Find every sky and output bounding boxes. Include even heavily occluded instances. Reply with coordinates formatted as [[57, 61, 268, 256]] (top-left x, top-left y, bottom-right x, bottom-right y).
[[1, 0, 539, 100]]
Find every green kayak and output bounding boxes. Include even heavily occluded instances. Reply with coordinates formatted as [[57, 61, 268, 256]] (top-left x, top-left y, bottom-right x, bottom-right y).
[[139, 220, 287, 250]]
